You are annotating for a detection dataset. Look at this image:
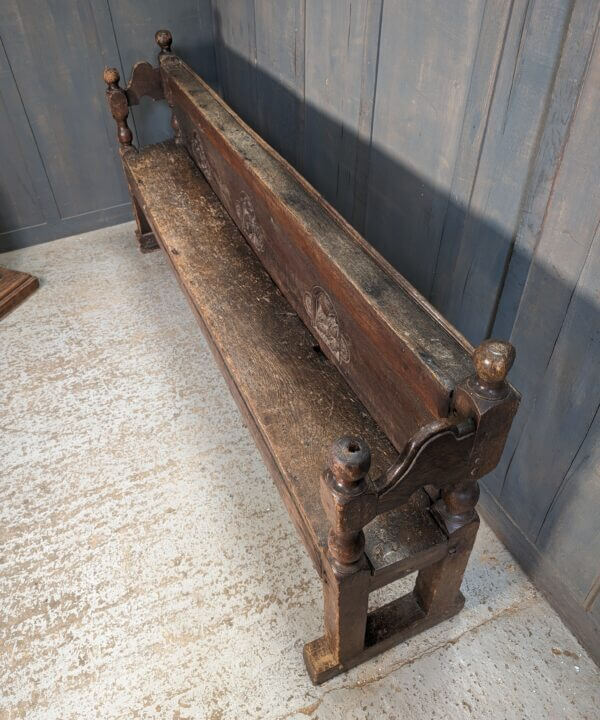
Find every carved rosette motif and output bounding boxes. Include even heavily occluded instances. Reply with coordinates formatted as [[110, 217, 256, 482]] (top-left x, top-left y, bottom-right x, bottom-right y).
[[190, 131, 214, 182], [304, 286, 350, 363], [235, 191, 266, 253]]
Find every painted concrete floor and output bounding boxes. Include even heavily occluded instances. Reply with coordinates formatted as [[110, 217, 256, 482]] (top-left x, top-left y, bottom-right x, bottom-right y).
[[1, 223, 598, 720]]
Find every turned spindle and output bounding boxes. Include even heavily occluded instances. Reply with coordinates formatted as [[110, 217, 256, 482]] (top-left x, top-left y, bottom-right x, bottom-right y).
[[320, 436, 376, 573], [103, 67, 133, 153], [154, 29, 181, 143]]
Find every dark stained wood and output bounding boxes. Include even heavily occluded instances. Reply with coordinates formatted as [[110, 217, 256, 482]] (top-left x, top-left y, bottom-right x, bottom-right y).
[[159, 54, 478, 450], [374, 419, 475, 514], [0, 267, 38, 319], [125, 62, 164, 106], [107, 37, 520, 683], [122, 141, 446, 573], [103, 69, 134, 154]]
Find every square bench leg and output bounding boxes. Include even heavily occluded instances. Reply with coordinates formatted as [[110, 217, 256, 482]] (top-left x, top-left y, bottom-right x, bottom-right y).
[[303, 517, 478, 685], [130, 193, 159, 253], [303, 557, 371, 684], [415, 514, 479, 614]]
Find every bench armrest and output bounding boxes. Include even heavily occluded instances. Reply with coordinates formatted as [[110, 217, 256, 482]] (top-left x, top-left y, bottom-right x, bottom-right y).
[[319, 340, 519, 572]]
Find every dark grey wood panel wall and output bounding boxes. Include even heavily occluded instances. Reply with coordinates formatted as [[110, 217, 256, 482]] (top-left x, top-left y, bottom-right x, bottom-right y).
[[0, 0, 216, 251], [2, 1, 599, 662]]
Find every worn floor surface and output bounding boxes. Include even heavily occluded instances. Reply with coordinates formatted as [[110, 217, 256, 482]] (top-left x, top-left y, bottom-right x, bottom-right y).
[[1, 223, 599, 720]]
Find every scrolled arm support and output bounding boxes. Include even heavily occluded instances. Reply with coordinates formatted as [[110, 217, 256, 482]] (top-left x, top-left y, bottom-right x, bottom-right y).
[[320, 339, 519, 548]]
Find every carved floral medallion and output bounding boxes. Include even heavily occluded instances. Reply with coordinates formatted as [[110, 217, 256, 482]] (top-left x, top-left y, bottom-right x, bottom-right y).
[[235, 191, 266, 253], [304, 286, 350, 363], [190, 130, 213, 182]]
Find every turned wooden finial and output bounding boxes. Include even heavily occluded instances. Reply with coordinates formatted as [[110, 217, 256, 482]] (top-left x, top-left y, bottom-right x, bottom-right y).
[[103, 67, 133, 152], [155, 29, 173, 55], [471, 339, 515, 399], [320, 437, 376, 572], [103, 67, 120, 90], [329, 436, 371, 490]]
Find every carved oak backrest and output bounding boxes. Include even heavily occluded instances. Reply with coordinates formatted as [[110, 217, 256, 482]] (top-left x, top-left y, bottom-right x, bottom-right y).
[[156, 54, 482, 451]]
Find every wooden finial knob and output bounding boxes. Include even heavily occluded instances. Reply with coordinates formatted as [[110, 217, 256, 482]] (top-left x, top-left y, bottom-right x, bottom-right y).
[[155, 29, 173, 54], [472, 339, 515, 398], [103, 67, 120, 89], [329, 436, 371, 487]]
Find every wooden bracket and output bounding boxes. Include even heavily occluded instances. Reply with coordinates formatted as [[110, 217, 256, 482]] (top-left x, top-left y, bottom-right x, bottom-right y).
[[125, 62, 163, 106], [373, 418, 475, 514]]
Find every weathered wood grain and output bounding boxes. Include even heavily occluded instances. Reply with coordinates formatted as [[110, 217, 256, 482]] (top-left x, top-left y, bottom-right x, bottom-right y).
[[492, 0, 600, 341], [536, 403, 600, 607], [211, 0, 259, 131], [486, 21, 600, 528], [0, 0, 128, 219], [430, 0, 574, 342], [0, 41, 52, 235], [123, 140, 446, 578], [161, 57, 475, 450], [253, 0, 305, 169], [498, 218, 600, 541]]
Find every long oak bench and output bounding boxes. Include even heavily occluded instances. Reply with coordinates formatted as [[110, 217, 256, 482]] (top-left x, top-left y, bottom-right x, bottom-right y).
[[103, 30, 520, 684]]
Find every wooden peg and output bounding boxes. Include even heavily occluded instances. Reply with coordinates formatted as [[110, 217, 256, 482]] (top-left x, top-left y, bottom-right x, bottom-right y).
[[103, 67, 133, 153], [155, 29, 173, 56], [470, 339, 515, 399]]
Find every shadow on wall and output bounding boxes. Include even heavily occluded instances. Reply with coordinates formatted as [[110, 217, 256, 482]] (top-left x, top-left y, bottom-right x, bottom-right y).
[[197, 18, 600, 617]]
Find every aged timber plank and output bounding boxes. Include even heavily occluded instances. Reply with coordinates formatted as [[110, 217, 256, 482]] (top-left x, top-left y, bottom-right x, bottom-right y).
[[160, 56, 474, 449], [123, 140, 446, 576]]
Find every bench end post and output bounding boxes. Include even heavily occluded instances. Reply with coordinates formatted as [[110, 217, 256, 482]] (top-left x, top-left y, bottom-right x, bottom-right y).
[[103, 67, 134, 155], [304, 436, 376, 683], [154, 29, 182, 144]]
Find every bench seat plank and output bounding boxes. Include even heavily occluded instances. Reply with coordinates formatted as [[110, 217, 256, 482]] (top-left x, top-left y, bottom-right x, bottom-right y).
[[123, 140, 446, 577]]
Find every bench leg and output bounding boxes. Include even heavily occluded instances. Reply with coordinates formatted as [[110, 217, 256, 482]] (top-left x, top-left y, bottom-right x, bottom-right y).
[[131, 193, 159, 253], [417, 480, 480, 614], [415, 519, 478, 615], [304, 476, 480, 684], [304, 557, 370, 684]]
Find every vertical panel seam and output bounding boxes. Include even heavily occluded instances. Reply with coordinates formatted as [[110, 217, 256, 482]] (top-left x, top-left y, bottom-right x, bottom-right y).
[[95, 0, 141, 148], [430, 0, 515, 308], [498, 7, 600, 338], [202, 0, 220, 91], [534, 400, 600, 545], [0, 34, 61, 221], [584, 575, 600, 612], [360, 0, 385, 239], [297, 0, 307, 173]]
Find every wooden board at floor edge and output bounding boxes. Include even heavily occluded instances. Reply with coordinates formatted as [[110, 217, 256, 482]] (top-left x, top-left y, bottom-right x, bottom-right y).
[[0, 266, 39, 319]]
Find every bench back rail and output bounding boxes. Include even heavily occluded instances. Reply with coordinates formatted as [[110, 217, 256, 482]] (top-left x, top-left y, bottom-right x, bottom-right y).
[[158, 53, 478, 449]]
